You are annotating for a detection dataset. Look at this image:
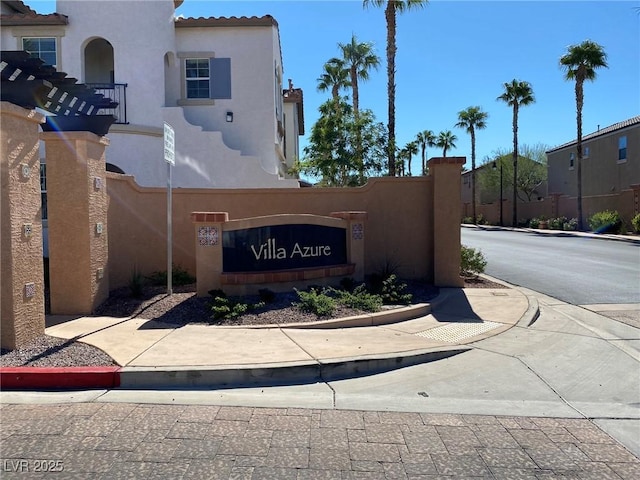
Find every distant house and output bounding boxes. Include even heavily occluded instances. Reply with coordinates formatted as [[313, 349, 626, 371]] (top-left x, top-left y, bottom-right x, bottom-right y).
[[461, 159, 547, 206], [546, 116, 639, 197], [0, 0, 304, 189]]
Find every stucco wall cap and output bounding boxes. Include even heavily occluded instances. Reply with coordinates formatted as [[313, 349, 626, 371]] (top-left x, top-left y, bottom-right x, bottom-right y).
[[428, 157, 466, 166], [191, 212, 229, 223], [175, 15, 278, 28]]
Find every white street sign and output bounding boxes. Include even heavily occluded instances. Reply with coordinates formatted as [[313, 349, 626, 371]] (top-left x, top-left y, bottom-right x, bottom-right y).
[[164, 122, 175, 166]]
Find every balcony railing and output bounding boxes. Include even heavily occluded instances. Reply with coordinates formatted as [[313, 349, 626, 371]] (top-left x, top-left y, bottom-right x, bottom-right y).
[[85, 83, 128, 124]]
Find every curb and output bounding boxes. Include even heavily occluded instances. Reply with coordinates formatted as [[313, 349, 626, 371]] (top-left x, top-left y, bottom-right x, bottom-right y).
[[462, 223, 640, 244], [117, 348, 469, 390], [0, 366, 120, 390]]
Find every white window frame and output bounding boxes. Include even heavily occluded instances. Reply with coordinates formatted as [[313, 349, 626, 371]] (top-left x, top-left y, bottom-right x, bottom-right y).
[[177, 52, 215, 106], [12, 28, 64, 69], [569, 152, 575, 170], [185, 58, 210, 99], [618, 136, 627, 163], [21, 36, 58, 67]]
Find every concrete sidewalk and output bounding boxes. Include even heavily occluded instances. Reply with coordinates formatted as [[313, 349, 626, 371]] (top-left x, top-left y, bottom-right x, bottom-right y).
[[33, 287, 531, 390], [462, 223, 640, 244]]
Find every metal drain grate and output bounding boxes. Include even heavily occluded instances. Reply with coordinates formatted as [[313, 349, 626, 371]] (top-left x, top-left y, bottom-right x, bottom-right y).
[[415, 321, 502, 343]]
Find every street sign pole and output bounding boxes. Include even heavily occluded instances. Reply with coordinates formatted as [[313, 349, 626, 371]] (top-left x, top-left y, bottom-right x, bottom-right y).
[[164, 122, 175, 295]]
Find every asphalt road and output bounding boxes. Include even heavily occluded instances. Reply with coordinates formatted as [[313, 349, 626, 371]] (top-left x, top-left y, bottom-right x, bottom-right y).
[[461, 227, 640, 305]]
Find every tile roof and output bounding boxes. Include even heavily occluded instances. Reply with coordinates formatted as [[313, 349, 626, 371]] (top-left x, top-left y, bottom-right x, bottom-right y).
[[174, 15, 278, 28], [1, 0, 68, 25], [546, 116, 640, 153]]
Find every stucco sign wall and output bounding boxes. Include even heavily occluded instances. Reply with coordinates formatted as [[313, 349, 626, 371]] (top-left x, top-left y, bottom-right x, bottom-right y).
[[191, 212, 367, 296], [223, 224, 347, 272]]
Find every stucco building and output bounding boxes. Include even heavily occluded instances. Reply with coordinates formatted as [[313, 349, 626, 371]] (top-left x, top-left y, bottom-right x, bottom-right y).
[[546, 116, 639, 197], [0, 0, 304, 189]]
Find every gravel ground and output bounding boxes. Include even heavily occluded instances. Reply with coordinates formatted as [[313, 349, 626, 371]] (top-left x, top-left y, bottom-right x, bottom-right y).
[[1, 277, 504, 368]]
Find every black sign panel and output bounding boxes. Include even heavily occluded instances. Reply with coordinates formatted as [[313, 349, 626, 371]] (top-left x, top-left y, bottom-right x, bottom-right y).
[[223, 224, 347, 272]]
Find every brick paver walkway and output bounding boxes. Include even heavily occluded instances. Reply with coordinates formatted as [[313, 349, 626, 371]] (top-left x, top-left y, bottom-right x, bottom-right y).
[[1, 403, 638, 479]]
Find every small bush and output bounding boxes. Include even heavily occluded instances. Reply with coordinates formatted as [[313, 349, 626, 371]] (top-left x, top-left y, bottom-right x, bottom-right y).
[[462, 216, 473, 224], [210, 295, 263, 320], [336, 284, 383, 312], [632, 213, 640, 234], [461, 245, 487, 277], [129, 268, 145, 298], [476, 214, 488, 225], [588, 210, 623, 234], [294, 288, 336, 316], [563, 218, 578, 231], [378, 274, 412, 305], [529, 217, 540, 229], [549, 216, 567, 230], [148, 264, 195, 287]]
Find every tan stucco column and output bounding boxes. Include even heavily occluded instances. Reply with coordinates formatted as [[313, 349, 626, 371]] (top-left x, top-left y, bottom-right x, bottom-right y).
[[631, 185, 640, 215], [191, 212, 228, 297], [0, 102, 46, 349], [429, 157, 465, 287], [330, 211, 367, 282], [41, 131, 110, 314]]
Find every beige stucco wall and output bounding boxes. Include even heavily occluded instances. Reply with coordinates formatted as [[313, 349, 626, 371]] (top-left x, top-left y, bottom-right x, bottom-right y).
[[0, 102, 45, 350], [106, 170, 461, 290]]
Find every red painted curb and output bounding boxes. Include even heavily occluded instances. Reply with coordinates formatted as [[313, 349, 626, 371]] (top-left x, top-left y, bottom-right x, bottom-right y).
[[0, 367, 121, 390]]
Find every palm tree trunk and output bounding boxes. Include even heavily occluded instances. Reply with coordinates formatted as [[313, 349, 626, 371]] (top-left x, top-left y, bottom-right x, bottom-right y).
[[421, 145, 426, 176], [576, 79, 584, 231], [471, 128, 477, 225], [385, 2, 397, 176], [351, 71, 364, 184], [512, 104, 519, 227]]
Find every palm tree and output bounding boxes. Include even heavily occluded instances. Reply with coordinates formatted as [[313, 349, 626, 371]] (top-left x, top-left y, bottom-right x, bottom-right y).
[[317, 58, 350, 100], [497, 79, 535, 227], [403, 140, 418, 176], [560, 40, 608, 230], [455, 106, 488, 224], [338, 34, 380, 117], [364, 0, 429, 176], [397, 146, 408, 176], [339, 35, 380, 183], [416, 130, 435, 175], [436, 130, 457, 157]]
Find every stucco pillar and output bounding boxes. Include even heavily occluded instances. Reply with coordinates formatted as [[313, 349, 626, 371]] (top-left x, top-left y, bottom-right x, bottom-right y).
[[330, 211, 367, 282], [41, 131, 110, 314], [631, 185, 640, 215], [550, 193, 562, 219], [429, 157, 465, 287], [191, 212, 228, 297], [0, 102, 46, 349]]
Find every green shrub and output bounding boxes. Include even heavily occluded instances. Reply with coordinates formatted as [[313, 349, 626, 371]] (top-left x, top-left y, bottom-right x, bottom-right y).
[[129, 268, 145, 298], [476, 214, 488, 225], [294, 288, 336, 316], [336, 284, 383, 312], [563, 218, 578, 231], [148, 264, 195, 287], [588, 210, 623, 234], [210, 295, 263, 320], [549, 216, 567, 230], [461, 245, 487, 277], [462, 216, 473, 224], [378, 274, 412, 305], [529, 217, 540, 228], [632, 213, 640, 234]]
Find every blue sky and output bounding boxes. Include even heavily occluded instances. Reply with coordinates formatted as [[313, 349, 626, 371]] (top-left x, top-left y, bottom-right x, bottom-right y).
[[28, 1, 640, 170]]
